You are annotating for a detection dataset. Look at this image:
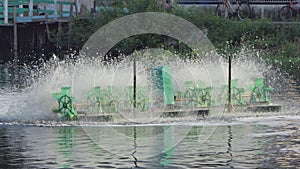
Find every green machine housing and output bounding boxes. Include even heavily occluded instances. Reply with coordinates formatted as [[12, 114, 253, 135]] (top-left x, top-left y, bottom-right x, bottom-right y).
[[152, 66, 175, 106]]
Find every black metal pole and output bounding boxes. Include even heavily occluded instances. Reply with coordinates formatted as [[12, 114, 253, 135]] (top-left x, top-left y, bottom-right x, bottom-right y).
[[132, 126, 138, 167], [13, 6, 18, 62], [228, 54, 232, 112], [133, 57, 137, 109]]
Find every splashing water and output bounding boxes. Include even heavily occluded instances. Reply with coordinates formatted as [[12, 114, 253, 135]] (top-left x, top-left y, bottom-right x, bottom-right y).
[[0, 47, 289, 123]]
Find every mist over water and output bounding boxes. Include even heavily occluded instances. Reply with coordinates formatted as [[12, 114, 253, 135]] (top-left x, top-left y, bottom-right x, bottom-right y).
[[0, 47, 291, 122]]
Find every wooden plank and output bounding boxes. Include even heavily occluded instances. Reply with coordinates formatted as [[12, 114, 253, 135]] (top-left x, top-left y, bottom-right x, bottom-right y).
[[36, 9, 54, 14], [56, 1, 74, 5], [0, 8, 40, 14], [16, 14, 70, 23], [0, 22, 13, 25], [8, 1, 26, 5], [44, 19, 70, 23], [0, 15, 13, 19], [16, 16, 32, 22], [62, 11, 71, 14], [33, 0, 74, 5], [8, 7, 29, 13], [33, 0, 53, 3], [6, 0, 29, 2]]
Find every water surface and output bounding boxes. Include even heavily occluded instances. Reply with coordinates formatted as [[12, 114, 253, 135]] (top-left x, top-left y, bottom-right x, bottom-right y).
[[0, 117, 299, 168], [0, 63, 299, 169]]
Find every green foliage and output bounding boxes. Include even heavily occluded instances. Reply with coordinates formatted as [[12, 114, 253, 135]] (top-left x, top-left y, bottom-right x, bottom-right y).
[[55, 2, 300, 80], [126, 0, 164, 13], [270, 40, 300, 80], [71, 16, 98, 48]]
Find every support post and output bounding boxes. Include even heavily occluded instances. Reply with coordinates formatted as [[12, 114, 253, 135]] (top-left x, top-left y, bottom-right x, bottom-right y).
[[44, 6, 50, 40], [133, 57, 137, 109], [54, 0, 58, 15], [75, 0, 80, 15], [59, 4, 63, 18], [13, 6, 18, 61], [228, 54, 232, 112], [57, 21, 62, 46], [4, 0, 8, 24], [68, 4, 73, 49], [57, 4, 63, 47], [32, 24, 35, 49], [29, 0, 33, 16]]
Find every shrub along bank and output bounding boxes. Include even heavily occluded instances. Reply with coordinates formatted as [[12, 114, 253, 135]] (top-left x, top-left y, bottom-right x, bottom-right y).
[[56, 0, 300, 80]]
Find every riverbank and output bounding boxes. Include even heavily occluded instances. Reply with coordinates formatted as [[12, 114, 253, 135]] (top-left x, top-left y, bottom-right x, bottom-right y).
[[64, 1, 300, 81], [0, 1, 299, 82]]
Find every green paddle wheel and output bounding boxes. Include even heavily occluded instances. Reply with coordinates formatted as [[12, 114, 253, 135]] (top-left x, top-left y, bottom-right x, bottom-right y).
[[222, 79, 245, 105], [53, 86, 78, 120], [183, 80, 212, 108], [230, 79, 245, 105], [183, 81, 197, 108], [86, 86, 119, 113], [86, 86, 103, 113], [196, 80, 212, 107], [249, 77, 273, 103], [102, 86, 118, 113], [126, 86, 150, 111]]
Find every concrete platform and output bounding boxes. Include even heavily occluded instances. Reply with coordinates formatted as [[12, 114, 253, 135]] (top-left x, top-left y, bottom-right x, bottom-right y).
[[76, 108, 210, 122], [154, 108, 209, 117], [75, 104, 281, 122], [246, 104, 282, 112], [77, 111, 114, 122]]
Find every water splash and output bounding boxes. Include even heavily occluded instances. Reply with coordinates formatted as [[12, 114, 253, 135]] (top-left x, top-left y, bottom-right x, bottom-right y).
[[0, 46, 291, 122]]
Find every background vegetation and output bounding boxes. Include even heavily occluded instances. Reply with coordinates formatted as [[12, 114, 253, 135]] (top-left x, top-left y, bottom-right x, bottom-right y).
[[55, 0, 300, 80]]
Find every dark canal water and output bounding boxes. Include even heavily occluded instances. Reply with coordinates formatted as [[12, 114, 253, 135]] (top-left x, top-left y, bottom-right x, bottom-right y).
[[0, 120, 299, 168]]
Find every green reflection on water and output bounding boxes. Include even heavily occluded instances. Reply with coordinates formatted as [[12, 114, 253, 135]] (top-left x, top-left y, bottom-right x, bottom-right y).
[[160, 126, 175, 166], [55, 127, 76, 168]]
